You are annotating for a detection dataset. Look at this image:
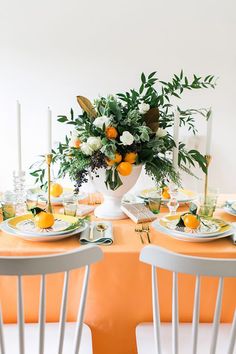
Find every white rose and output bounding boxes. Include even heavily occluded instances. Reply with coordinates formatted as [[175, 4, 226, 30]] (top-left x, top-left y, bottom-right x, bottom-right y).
[[80, 142, 93, 156], [156, 128, 167, 138], [93, 115, 111, 129], [138, 102, 150, 114], [120, 131, 134, 146], [87, 136, 102, 151]]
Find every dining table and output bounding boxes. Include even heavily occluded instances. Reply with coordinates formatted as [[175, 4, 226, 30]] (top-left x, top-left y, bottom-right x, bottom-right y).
[[0, 195, 236, 354]]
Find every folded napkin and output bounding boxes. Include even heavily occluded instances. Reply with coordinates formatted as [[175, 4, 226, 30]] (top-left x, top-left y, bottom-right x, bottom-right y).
[[80, 221, 113, 245]]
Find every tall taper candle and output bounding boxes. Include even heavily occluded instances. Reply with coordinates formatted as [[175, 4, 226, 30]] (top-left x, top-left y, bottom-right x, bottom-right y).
[[17, 100, 22, 172], [172, 110, 180, 171], [47, 107, 52, 153], [206, 109, 213, 155]]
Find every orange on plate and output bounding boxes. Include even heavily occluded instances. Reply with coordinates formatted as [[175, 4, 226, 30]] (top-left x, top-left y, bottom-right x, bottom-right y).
[[34, 212, 55, 229], [117, 162, 132, 176], [183, 214, 200, 229], [50, 183, 63, 198]]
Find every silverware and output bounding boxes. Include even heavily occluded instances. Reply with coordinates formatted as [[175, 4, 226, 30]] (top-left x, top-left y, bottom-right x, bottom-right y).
[[135, 228, 144, 244], [89, 223, 94, 240], [142, 224, 151, 243], [96, 223, 107, 238]]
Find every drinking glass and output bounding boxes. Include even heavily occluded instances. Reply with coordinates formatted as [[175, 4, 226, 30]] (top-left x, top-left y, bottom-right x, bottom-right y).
[[148, 189, 162, 214], [25, 191, 38, 212], [62, 194, 78, 217], [198, 189, 218, 218], [1, 191, 16, 220]]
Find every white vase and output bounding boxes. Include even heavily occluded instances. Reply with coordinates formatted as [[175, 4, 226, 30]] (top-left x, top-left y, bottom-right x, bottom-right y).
[[90, 165, 142, 220]]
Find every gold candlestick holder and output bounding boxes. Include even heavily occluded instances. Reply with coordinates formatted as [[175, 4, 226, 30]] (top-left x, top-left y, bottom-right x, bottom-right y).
[[45, 153, 53, 213], [204, 154, 212, 204]]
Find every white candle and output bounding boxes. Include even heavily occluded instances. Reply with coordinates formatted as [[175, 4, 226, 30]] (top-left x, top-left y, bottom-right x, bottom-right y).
[[206, 109, 213, 155], [17, 100, 22, 173], [172, 110, 180, 171], [47, 107, 52, 153]]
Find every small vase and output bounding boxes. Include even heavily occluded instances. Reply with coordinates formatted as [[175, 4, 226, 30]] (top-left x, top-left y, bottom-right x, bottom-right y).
[[90, 165, 142, 220]]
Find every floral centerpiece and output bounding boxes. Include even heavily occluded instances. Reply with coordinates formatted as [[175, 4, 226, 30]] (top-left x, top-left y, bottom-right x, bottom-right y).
[[31, 71, 216, 219]]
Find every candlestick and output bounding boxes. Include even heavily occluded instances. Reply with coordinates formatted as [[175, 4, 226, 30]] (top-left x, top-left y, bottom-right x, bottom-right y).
[[172, 110, 180, 171], [47, 107, 52, 153], [17, 101, 22, 173], [204, 155, 212, 204], [206, 109, 213, 155], [45, 153, 53, 213]]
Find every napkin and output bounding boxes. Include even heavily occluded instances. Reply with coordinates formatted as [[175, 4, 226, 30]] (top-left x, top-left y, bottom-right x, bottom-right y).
[[80, 221, 113, 245]]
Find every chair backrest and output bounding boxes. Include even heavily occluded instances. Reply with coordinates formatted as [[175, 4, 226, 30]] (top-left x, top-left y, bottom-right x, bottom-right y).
[[140, 245, 236, 354], [0, 244, 103, 354]]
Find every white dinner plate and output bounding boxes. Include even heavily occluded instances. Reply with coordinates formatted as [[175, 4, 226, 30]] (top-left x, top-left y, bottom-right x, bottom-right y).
[[223, 206, 236, 217], [137, 188, 198, 204], [0, 220, 88, 242], [152, 219, 233, 242]]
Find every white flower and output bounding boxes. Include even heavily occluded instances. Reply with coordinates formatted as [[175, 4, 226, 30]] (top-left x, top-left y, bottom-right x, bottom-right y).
[[70, 130, 79, 147], [120, 131, 134, 146], [156, 128, 167, 138], [138, 102, 150, 114], [80, 142, 93, 156], [87, 136, 102, 151], [93, 115, 111, 129]]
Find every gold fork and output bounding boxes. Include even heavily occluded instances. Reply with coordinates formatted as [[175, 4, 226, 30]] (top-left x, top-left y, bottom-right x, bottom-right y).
[[135, 228, 144, 244], [142, 224, 151, 243]]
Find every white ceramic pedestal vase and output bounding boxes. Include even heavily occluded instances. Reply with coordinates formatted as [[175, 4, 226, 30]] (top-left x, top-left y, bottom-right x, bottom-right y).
[[90, 165, 142, 220]]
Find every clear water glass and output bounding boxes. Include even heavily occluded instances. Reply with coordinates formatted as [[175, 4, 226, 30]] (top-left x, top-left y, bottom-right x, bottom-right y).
[[198, 189, 218, 218], [25, 191, 38, 212], [148, 190, 162, 214], [13, 170, 27, 215], [63, 195, 78, 217], [1, 191, 16, 220]]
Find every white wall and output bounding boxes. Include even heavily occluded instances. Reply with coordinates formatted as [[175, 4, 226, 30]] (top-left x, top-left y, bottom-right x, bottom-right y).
[[0, 0, 235, 193]]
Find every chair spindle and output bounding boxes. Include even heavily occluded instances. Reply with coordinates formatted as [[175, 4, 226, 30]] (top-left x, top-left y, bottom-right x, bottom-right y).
[[73, 265, 90, 354], [58, 271, 70, 354], [172, 272, 179, 354], [210, 276, 224, 354], [39, 274, 46, 354], [192, 275, 201, 354], [17, 275, 25, 354]]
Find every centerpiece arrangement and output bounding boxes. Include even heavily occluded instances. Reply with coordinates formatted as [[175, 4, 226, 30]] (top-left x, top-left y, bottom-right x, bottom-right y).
[[31, 71, 216, 219]]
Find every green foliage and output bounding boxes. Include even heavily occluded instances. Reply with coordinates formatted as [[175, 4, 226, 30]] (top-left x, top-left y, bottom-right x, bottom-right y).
[[30, 71, 216, 191]]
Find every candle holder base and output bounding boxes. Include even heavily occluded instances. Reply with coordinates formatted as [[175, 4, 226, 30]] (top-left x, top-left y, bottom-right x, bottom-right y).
[[13, 170, 27, 216]]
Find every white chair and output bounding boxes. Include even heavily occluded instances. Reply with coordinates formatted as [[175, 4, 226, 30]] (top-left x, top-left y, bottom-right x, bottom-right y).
[[136, 245, 236, 354], [0, 244, 103, 354]]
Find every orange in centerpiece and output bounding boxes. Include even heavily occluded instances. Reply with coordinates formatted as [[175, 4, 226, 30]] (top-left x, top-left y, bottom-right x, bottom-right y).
[[31, 207, 55, 229], [50, 183, 63, 198], [124, 152, 137, 164], [73, 138, 81, 148], [183, 214, 200, 229], [106, 126, 118, 139], [117, 162, 132, 176], [106, 153, 122, 166], [162, 187, 170, 199]]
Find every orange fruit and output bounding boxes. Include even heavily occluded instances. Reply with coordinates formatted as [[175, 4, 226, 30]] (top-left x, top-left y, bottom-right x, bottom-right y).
[[50, 183, 63, 197], [106, 153, 122, 166], [73, 138, 81, 148], [124, 152, 137, 164], [183, 214, 200, 229], [117, 162, 132, 176], [34, 212, 55, 229], [106, 126, 118, 139], [162, 187, 170, 199]]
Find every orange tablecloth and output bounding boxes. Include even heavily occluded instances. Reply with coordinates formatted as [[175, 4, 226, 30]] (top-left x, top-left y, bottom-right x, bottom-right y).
[[0, 204, 236, 354]]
